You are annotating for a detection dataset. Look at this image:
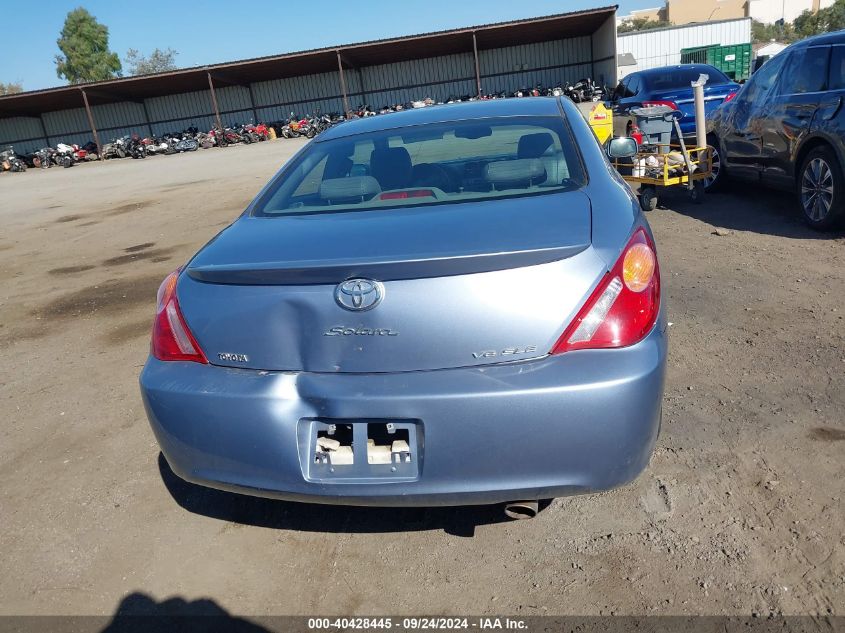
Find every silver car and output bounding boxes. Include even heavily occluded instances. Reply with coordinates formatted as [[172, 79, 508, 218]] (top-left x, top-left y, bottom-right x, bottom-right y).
[[140, 97, 667, 518]]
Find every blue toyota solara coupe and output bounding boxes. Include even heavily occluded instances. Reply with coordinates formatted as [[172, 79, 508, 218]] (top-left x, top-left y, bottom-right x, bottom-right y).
[[140, 97, 668, 518]]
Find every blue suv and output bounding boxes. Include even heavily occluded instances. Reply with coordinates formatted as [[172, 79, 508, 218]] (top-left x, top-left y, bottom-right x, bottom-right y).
[[707, 31, 845, 230]]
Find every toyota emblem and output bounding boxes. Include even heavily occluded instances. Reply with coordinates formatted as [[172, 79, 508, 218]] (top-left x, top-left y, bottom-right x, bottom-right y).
[[335, 279, 384, 311]]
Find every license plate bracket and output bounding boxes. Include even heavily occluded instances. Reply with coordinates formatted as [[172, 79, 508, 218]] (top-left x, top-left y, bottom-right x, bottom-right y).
[[299, 418, 422, 483]]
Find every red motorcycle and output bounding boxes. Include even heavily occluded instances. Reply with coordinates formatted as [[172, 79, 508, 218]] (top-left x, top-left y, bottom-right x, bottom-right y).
[[210, 125, 241, 147], [250, 123, 269, 140]]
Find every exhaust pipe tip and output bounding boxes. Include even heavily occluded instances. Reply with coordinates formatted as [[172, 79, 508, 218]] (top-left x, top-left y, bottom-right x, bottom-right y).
[[504, 500, 539, 520]]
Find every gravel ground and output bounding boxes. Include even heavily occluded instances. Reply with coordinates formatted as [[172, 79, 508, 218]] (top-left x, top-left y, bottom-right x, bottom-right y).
[[0, 139, 843, 618]]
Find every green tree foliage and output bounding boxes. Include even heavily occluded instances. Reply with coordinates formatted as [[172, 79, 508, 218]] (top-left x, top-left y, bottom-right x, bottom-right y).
[[0, 81, 23, 95], [753, 0, 845, 45], [794, 0, 845, 37], [751, 19, 797, 44], [55, 8, 121, 84], [617, 18, 670, 33], [124, 48, 178, 76]]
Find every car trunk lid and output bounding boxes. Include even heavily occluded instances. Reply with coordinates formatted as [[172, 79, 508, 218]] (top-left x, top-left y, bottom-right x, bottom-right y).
[[648, 84, 738, 129], [179, 191, 605, 373]]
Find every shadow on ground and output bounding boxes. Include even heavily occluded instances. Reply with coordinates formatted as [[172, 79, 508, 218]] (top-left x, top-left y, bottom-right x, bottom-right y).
[[100, 593, 269, 632], [657, 185, 845, 240], [158, 453, 527, 537]]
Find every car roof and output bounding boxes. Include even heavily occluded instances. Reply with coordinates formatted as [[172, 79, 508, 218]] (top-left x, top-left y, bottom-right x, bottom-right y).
[[789, 28, 845, 48], [635, 63, 722, 78], [317, 98, 564, 142]]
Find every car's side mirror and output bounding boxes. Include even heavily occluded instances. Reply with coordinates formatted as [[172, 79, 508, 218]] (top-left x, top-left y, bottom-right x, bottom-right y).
[[606, 136, 638, 159]]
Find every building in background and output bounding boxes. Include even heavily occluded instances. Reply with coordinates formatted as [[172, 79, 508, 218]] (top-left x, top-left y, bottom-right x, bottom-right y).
[[617, 6, 664, 24], [618, 0, 833, 26], [754, 40, 788, 57], [748, 0, 833, 24], [665, 0, 747, 25], [617, 17, 752, 78]]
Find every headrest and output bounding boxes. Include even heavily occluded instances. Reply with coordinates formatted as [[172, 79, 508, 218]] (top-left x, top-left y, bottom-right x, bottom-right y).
[[370, 147, 412, 190], [484, 159, 546, 186], [319, 176, 381, 201], [517, 132, 554, 158]]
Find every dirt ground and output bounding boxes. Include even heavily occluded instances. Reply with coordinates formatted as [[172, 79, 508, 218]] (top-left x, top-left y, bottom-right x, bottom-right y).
[[1, 139, 843, 618]]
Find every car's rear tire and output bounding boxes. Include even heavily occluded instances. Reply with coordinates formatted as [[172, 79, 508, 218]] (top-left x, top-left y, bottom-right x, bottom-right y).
[[799, 146, 844, 231]]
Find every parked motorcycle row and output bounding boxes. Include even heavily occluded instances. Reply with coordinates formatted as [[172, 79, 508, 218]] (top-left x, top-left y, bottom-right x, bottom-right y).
[[350, 78, 609, 118], [0, 121, 274, 175], [1, 143, 80, 172], [0, 77, 607, 176]]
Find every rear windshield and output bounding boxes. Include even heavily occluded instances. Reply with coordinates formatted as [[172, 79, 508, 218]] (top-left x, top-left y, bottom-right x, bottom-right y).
[[252, 116, 585, 217], [645, 67, 732, 90]]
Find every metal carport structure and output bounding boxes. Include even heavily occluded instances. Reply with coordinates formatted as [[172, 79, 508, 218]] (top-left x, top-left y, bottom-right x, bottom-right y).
[[0, 5, 617, 154]]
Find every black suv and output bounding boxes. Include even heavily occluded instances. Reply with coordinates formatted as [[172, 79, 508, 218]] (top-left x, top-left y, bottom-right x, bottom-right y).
[[707, 30, 845, 230]]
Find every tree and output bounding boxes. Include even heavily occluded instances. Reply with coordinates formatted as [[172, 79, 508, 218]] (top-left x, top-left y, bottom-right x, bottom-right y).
[[124, 48, 178, 75], [794, 0, 845, 37], [0, 82, 23, 95], [751, 19, 796, 44], [617, 18, 670, 33], [55, 8, 121, 84]]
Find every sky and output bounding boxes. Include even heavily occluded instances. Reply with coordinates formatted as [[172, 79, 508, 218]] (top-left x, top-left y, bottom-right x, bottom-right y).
[[1, 1, 658, 92]]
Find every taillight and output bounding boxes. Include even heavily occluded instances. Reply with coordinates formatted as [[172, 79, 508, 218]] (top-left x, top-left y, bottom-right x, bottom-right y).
[[151, 269, 207, 363], [723, 91, 737, 103], [642, 100, 679, 110], [552, 228, 660, 354]]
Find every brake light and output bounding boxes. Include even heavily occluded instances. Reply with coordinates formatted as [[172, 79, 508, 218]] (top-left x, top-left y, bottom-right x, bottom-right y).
[[723, 91, 737, 103], [379, 189, 435, 200], [642, 100, 678, 110], [151, 269, 207, 363], [551, 228, 660, 354]]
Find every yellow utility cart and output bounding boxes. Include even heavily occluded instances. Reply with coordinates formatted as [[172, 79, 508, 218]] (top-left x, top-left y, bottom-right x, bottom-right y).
[[611, 143, 713, 211], [587, 103, 714, 211]]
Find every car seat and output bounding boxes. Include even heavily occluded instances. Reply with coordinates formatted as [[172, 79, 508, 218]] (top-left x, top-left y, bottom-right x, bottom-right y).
[[370, 147, 412, 190]]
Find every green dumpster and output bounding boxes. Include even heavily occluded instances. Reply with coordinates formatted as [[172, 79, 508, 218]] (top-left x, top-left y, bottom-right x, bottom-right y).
[[680, 43, 752, 81]]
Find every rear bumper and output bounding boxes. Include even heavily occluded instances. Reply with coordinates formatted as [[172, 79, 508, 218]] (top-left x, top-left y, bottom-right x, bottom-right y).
[[140, 319, 668, 507]]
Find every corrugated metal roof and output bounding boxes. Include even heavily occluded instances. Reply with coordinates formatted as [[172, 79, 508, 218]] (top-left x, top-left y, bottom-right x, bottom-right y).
[[0, 6, 616, 117]]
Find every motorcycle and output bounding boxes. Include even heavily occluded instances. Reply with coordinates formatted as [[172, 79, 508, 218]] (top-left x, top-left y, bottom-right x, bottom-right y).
[[281, 115, 314, 139], [125, 134, 147, 159], [51, 144, 75, 168], [81, 141, 99, 157], [314, 115, 334, 134], [20, 149, 46, 168], [55, 143, 81, 164], [174, 137, 199, 152], [568, 77, 605, 103], [235, 124, 259, 144], [195, 131, 215, 149], [102, 137, 127, 159], [0, 146, 27, 172], [210, 124, 241, 147], [251, 122, 269, 140]]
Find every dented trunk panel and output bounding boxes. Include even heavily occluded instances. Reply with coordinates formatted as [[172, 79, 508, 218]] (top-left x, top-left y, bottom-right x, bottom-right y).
[[178, 247, 606, 373], [177, 190, 604, 373]]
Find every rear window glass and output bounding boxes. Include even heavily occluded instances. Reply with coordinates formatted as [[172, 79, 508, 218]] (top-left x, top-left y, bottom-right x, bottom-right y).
[[253, 116, 585, 217], [644, 67, 732, 90]]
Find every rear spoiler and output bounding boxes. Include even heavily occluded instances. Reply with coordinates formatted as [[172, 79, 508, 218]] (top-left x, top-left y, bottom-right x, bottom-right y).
[[186, 244, 589, 285]]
